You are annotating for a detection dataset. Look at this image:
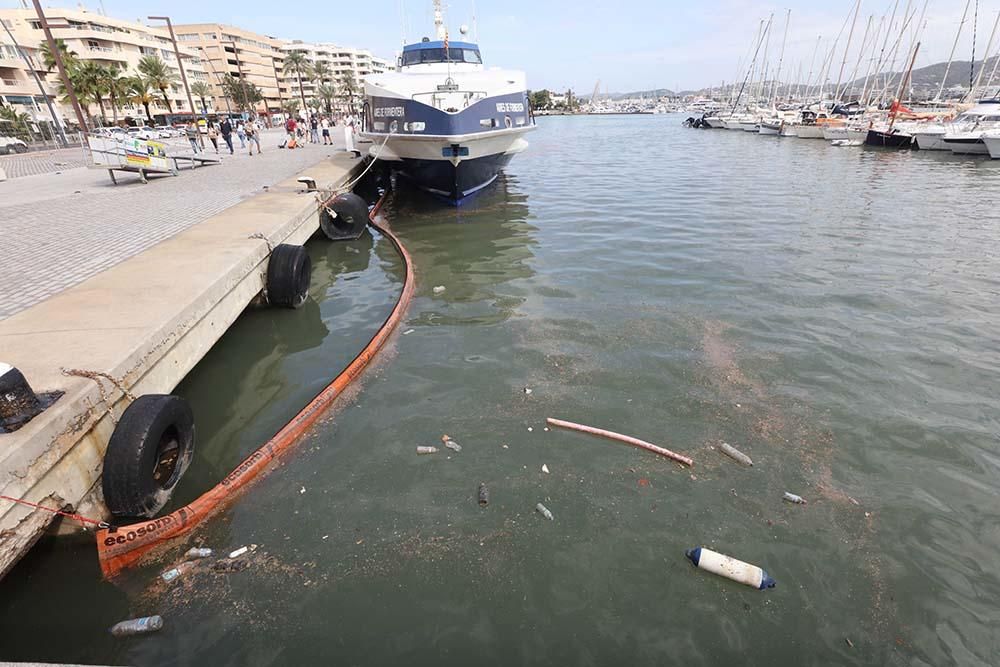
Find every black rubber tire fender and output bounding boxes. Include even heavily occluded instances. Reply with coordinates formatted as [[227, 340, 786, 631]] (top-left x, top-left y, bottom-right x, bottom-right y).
[[266, 243, 312, 308], [102, 394, 195, 518], [320, 192, 369, 241]]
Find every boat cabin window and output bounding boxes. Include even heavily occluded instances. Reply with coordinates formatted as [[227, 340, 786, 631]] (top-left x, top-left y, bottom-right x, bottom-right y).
[[402, 47, 482, 65]]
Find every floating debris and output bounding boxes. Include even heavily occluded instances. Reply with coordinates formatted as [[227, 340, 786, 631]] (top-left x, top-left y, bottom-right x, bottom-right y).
[[541, 464, 550, 474], [184, 547, 213, 560], [299, 486, 306, 494], [442, 435, 462, 452], [212, 558, 249, 573], [523, 387, 533, 395], [845, 638, 855, 648], [685, 547, 775, 590], [228, 544, 257, 559], [546, 417, 693, 466], [720, 442, 753, 466], [478, 483, 489, 506], [535, 503, 554, 520], [432, 286, 446, 294], [110, 615, 163, 637], [402, 329, 415, 335], [527, 427, 533, 432], [160, 561, 195, 583], [637, 478, 650, 487], [783, 492, 807, 505], [416, 446, 439, 455]]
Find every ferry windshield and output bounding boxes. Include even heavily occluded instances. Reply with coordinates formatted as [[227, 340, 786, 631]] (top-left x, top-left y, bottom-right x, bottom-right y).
[[403, 47, 482, 65]]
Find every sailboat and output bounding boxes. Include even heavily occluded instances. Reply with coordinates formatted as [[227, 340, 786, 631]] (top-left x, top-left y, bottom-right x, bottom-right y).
[[865, 42, 920, 149]]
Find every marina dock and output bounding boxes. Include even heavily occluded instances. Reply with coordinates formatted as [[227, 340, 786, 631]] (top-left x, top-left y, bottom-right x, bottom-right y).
[[0, 149, 363, 578]]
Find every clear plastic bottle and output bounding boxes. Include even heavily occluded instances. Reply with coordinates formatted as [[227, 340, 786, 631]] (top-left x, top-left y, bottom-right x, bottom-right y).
[[783, 492, 807, 504], [110, 615, 164, 637], [720, 442, 754, 466], [160, 560, 195, 583], [185, 547, 213, 559], [416, 446, 438, 455], [535, 503, 554, 520]]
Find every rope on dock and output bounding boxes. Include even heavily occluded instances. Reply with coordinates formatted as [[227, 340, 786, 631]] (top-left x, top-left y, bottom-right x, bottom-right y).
[[95, 190, 412, 577]]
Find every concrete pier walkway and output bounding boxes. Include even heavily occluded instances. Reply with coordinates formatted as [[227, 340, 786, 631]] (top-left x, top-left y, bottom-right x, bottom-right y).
[[0, 132, 365, 578]]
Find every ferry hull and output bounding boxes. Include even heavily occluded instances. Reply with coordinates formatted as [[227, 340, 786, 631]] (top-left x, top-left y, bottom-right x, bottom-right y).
[[397, 152, 514, 201]]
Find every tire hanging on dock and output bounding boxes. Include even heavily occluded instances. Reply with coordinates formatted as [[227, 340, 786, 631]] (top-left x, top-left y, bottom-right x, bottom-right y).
[[95, 192, 413, 577]]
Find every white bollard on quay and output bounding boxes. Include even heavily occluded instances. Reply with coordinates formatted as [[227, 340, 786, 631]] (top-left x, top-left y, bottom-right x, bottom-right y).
[[685, 547, 776, 590]]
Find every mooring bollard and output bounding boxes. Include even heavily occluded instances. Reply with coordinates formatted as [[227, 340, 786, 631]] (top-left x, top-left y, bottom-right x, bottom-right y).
[[0, 362, 43, 431]]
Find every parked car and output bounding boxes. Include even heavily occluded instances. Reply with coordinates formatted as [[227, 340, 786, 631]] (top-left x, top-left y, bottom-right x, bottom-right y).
[[154, 125, 180, 138], [0, 136, 28, 155]]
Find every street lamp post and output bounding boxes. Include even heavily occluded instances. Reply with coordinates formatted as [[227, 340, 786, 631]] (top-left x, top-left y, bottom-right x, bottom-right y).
[[148, 16, 197, 123], [0, 15, 68, 146], [30, 0, 88, 134], [197, 46, 232, 115], [270, 56, 285, 125], [222, 41, 248, 118]]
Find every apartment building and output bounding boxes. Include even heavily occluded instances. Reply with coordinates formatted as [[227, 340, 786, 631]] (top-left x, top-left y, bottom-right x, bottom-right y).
[[173, 23, 286, 120], [0, 7, 207, 125], [277, 41, 390, 114]]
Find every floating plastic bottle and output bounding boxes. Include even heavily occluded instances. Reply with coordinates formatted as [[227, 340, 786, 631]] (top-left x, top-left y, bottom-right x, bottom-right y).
[[444, 440, 462, 452], [160, 560, 195, 583], [535, 503, 554, 520], [720, 442, 753, 466], [478, 483, 489, 506], [685, 547, 775, 590], [416, 446, 438, 455], [783, 492, 807, 505], [110, 615, 163, 637], [185, 547, 213, 559]]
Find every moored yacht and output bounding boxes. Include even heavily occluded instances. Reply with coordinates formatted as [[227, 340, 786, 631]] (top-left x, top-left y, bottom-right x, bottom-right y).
[[360, 1, 534, 202], [941, 99, 1000, 155]]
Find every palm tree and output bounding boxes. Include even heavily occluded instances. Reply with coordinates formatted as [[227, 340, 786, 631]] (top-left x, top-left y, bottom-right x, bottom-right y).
[[339, 72, 358, 113], [312, 61, 332, 86], [38, 39, 78, 73], [283, 99, 301, 117], [190, 81, 211, 114], [316, 83, 338, 114], [137, 55, 178, 113], [127, 75, 156, 122], [100, 65, 129, 124], [282, 51, 312, 115], [70, 61, 107, 123]]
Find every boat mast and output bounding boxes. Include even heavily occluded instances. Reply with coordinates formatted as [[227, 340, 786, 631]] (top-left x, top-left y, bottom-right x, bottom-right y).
[[834, 0, 863, 103], [803, 35, 822, 102], [869, 0, 900, 105], [844, 15, 874, 102], [889, 41, 920, 132], [757, 13, 774, 107], [729, 18, 771, 117], [770, 9, 791, 105], [968, 10, 1000, 101], [936, 0, 972, 101], [433, 0, 447, 40], [860, 14, 886, 105]]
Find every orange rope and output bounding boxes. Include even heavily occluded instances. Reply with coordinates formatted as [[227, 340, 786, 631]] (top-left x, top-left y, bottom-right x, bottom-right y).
[[96, 192, 411, 576]]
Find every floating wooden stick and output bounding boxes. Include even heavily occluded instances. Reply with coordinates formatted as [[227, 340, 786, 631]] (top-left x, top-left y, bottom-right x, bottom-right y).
[[546, 417, 693, 467]]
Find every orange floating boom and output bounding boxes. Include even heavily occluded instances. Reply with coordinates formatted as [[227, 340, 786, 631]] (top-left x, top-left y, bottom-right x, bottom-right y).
[[96, 193, 412, 577], [546, 417, 693, 467]]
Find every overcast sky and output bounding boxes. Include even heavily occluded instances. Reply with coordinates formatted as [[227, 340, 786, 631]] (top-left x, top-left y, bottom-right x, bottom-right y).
[[4, 1, 991, 92]]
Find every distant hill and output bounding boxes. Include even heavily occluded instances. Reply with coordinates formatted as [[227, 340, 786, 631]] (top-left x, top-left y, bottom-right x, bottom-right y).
[[608, 57, 1000, 101]]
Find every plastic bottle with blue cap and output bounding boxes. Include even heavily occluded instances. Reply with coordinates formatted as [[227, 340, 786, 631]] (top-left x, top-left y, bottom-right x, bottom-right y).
[[685, 547, 776, 590]]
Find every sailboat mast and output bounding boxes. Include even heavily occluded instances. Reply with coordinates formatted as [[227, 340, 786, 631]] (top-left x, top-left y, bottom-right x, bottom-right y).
[[770, 9, 791, 105], [729, 19, 770, 116], [890, 41, 920, 132], [861, 15, 886, 105], [804, 35, 821, 101], [834, 0, 863, 103], [968, 10, 1000, 101], [845, 15, 874, 102], [937, 0, 972, 101]]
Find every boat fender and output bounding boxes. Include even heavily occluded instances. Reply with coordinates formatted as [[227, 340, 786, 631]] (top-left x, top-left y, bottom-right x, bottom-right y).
[[102, 395, 195, 518], [685, 547, 776, 590], [265, 243, 312, 309], [320, 192, 369, 241]]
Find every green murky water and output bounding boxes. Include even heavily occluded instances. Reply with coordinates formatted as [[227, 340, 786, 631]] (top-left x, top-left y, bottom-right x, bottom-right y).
[[2, 116, 1000, 666]]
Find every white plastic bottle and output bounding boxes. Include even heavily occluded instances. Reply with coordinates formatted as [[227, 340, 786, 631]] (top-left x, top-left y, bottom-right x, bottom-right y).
[[685, 547, 775, 590], [110, 615, 164, 637]]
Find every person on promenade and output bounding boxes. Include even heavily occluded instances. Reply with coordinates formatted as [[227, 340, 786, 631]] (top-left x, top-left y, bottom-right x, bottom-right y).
[[310, 115, 320, 144], [236, 121, 246, 148], [321, 116, 331, 145], [207, 124, 220, 153], [285, 116, 297, 143], [245, 120, 261, 156], [185, 123, 201, 153], [219, 118, 234, 154]]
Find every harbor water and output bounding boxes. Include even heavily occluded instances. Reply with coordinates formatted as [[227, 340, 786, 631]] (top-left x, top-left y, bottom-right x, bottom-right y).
[[2, 115, 999, 665]]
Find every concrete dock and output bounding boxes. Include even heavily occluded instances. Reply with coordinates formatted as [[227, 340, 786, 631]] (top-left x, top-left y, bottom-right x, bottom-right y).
[[0, 134, 364, 578]]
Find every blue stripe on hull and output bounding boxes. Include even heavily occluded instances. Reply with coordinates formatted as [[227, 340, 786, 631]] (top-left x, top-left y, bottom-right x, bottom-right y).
[[370, 91, 531, 136], [396, 152, 514, 204]]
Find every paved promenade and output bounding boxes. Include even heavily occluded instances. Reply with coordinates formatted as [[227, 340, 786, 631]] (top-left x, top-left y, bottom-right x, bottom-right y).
[[0, 129, 353, 320]]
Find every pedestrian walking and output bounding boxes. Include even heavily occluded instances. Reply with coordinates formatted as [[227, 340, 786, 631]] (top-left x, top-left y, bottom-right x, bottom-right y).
[[321, 116, 331, 145], [285, 116, 297, 143], [343, 118, 358, 156], [185, 123, 201, 153], [207, 124, 219, 153], [236, 121, 246, 148], [310, 115, 320, 144], [219, 118, 234, 154], [245, 120, 261, 155]]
